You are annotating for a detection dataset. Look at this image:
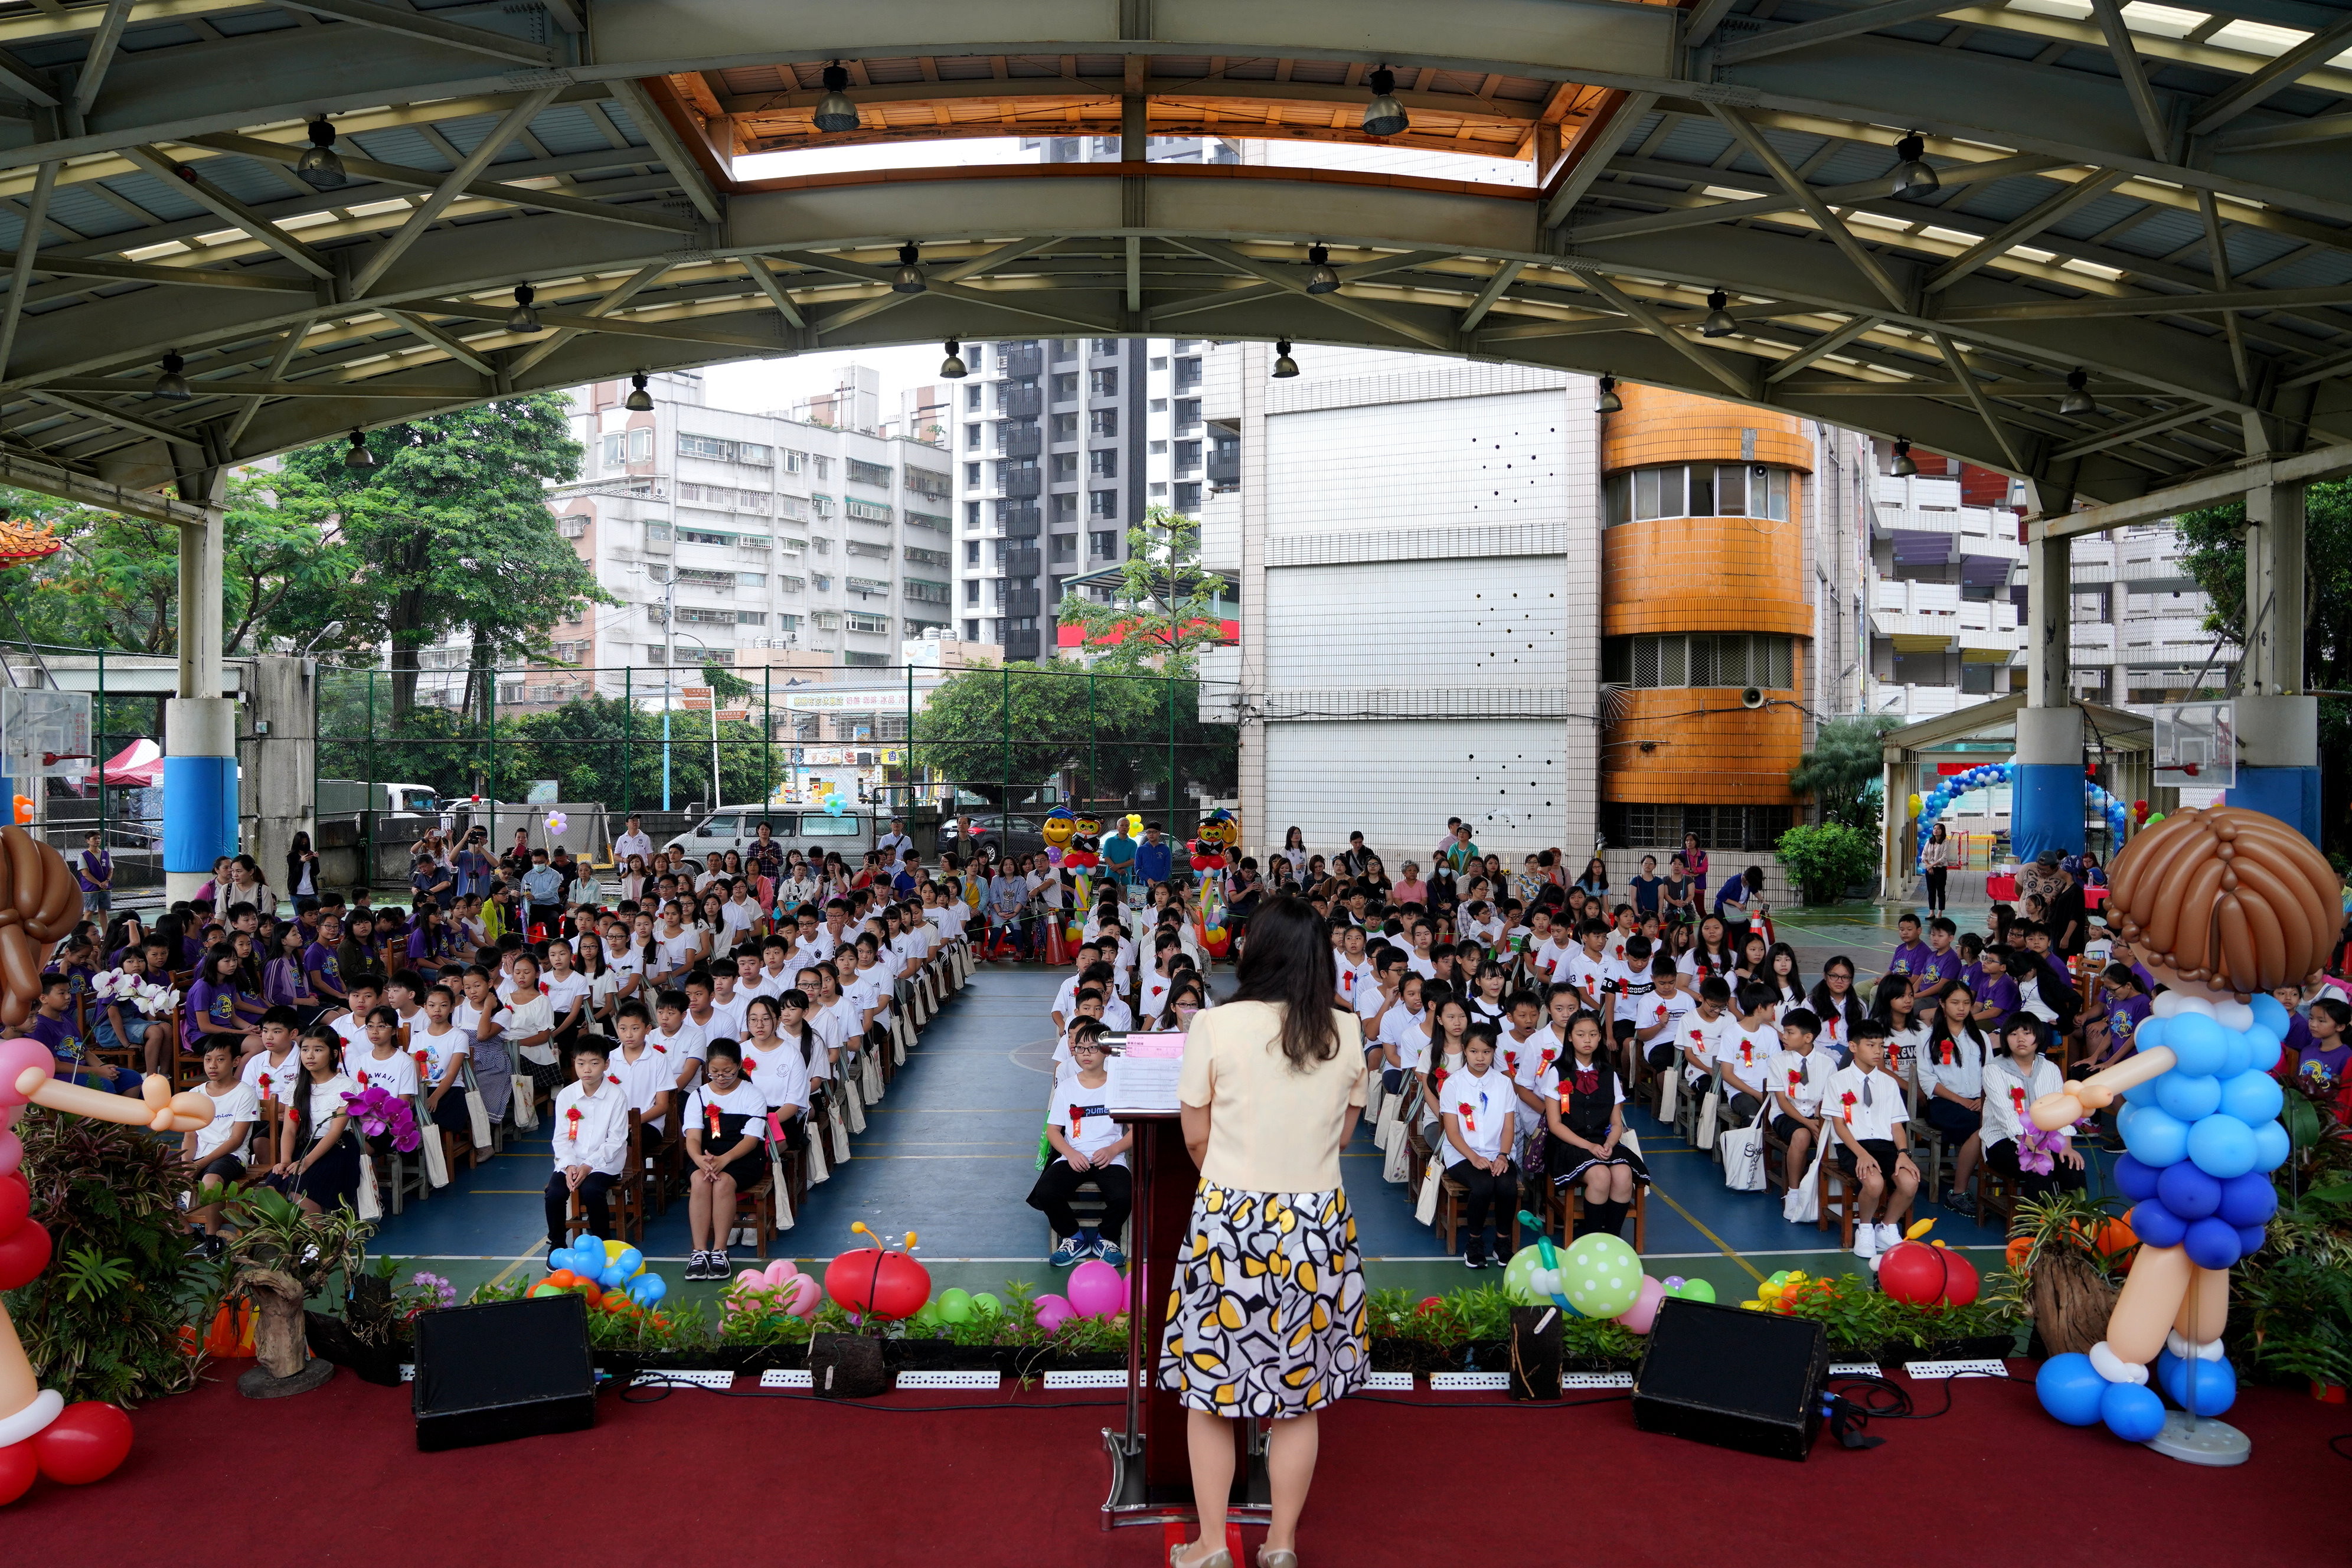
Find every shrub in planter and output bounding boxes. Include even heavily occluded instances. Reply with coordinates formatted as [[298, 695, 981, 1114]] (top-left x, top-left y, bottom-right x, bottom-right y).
[[1773, 824, 1877, 906]]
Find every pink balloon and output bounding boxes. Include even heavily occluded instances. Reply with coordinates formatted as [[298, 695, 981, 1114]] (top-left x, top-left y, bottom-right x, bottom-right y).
[[782, 1272, 824, 1318], [1034, 1292, 1073, 1332], [0, 1123, 20, 1178], [734, 1269, 768, 1290], [1066, 1259, 1126, 1319], [1616, 1275, 1668, 1335], [0, 1040, 48, 1109]]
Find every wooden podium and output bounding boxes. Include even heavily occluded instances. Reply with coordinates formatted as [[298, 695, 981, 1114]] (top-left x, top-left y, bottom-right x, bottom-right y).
[[1102, 1109, 1269, 1529]]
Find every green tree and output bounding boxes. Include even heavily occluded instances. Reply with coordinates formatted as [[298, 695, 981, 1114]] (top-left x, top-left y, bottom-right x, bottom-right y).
[[2174, 488, 2352, 855], [911, 659, 1234, 814], [1790, 714, 1902, 832], [267, 396, 610, 720], [1056, 505, 1230, 677]]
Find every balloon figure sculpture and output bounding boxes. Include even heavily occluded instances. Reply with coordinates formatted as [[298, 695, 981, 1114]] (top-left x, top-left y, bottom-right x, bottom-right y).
[[1913, 762, 2128, 871], [0, 826, 214, 1504], [1063, 814, 1101, 871], [2030, 806, 2334, 1459], [1041, 806, 1076, 867]]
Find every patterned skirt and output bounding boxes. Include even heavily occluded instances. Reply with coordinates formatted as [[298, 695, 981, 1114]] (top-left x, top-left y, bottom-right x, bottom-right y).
[[1156, 1181, 1368, 1419]]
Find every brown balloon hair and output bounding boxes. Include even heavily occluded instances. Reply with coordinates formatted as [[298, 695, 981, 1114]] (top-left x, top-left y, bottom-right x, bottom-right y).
[[0, 825, 83, 1027], [2107, 805, 2337, 998]]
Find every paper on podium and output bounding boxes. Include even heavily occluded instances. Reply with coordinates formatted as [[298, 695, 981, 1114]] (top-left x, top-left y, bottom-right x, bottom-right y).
[[1106, 1031, 1187, 1114]]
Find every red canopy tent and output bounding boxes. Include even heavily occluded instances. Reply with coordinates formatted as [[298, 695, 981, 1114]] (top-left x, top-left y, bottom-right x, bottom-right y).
[[96, 739, 162, 788]]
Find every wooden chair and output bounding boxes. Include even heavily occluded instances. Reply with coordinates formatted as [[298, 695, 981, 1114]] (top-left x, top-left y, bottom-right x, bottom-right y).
[[565, 1109, 648, 1246], [1816, 1149, 1861, 1249], [731, 1172, 781, 1260], [1523, 1172, 1650, 1253], [1900, 1052, 1954, 1201], [1975, 1158, 2020, 1231]]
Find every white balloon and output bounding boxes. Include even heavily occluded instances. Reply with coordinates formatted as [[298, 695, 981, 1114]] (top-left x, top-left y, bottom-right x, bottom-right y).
[[2214, 1001, 2253, 1032], [2152, 992, 2186, 1018]]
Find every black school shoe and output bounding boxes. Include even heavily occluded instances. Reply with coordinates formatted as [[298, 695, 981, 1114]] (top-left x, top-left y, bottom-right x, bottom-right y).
[[1464, 1248, 1489, 1269]]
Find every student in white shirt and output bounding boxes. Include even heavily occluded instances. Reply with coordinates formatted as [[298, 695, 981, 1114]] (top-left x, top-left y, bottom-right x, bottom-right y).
[[604, 999, 674, 1133], [1465, 961, 1510, 1027], [1370, 974, 1428, 1089], [1978, 1012, 2085, 1203], [651, 989, 710, 1093], [1052, 943, 1105, 1030], [1537, 1007, 1647, 1239], [544, 1035, 631, 1260], [682, 1038, 774, 1280], [1028, 1023, 1135, 1268], [1439, 1025, 1518, 1269], [1497, 990, 1556, 1148], [184, 1038, 259, 1250], [541, 940, 592, 1056], [1922, 981, 1990, 1211], [1051, 992, 1109, 1083], [348, 1005, 421, 1097], [502, 949, 562, 1099], [1563, 922, 1610, 1015], [239, 1010, 305, 1110], [1716, 982, 1782, 1128], [1765, 1007, 1832, 1196], [1637, 958, 1696, 1077], [1679, 976, 1737, 1087], [329, 976, 380, 1064], [415, 982, 477, 1149], [1603, 933, 1657, 1083], [272, 1027, 361, 1214], [1825, 1022, 1919, 1259], [1869, 975, 1932, 1081]]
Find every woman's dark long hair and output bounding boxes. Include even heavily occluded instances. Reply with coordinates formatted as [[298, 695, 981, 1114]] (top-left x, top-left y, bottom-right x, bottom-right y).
[[1229, 894, 1341, 1070]]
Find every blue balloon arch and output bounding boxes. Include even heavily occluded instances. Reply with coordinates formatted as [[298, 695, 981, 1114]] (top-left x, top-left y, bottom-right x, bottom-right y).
[[1913, 762, 2129, 871]]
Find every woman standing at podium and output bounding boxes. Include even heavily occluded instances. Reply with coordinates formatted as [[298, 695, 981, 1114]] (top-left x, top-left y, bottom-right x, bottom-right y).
[[1162, 894, 1369, 1568]]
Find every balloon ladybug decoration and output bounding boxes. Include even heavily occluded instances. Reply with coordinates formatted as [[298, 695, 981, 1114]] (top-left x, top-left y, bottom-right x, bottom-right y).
[[1, 827, 214, 1504], [2030, 806, 2333, 1458], [824, 1221, 932, 1323]]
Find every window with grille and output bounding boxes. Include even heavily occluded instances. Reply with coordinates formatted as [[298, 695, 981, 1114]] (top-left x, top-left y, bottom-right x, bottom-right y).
[[1602, 633, 1795, 690], [558, 513, 589, 537], [1603, 464, 1794, 525], [847, 458, 893, 488], [676, 606, 735, 625], [846, 498, 892, 523], [904, 545, 950, 567], [903, 578, 951, 604], [906, 511, 950, 532], [679, 528, 736, 546], [737, 611, 766, 626], [845, 612, 890, 633], [776, 575, 806, 593], [645, 522, 672, 542], [847, 576, 892, 597], [844, 539, 891, 560], [1600, 803, 1793, 851], [905, 466, 951, 498]]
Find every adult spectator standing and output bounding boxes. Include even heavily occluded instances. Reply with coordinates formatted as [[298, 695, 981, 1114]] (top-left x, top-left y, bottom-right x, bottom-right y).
[[1101, 818, 1138, 887], [1336, 831, 1373, 879], [1135, 822, 1173, 887], [2043, 857, 2089, 956], [1162, 895, 1368, 1568], [1920, 822, 1956, 913], [1438, 820, 1478, 874], [611, 813, 655, 873], [874, 815, 916, 870], [76, 831, 113, 913], [1714, 864, 1765, 948], [521, 850, 566, 935]]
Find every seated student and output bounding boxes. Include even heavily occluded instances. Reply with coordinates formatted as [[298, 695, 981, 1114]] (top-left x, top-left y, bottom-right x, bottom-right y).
[[384, 968, 426, 1047], [1540, 1006, 1647, 1239], [1766, 1008, 1833, 1195], [328, 974, 382, 1064], [1714, 983, 1781, 1129], [1674, 975, 1736, 1089], [1825, 1021, 1919, 1259], [544, 1034, 630, 1264], [2286, 998, 2352, 1119], [11, 972, 134, 1095], [681, 1038, 770, 1281], [91, 944, 162, 1074], [2006, 922, 2082, 1033], [347, 1005, 420, 1097], [185, 945, 259, 1066], [1922, 981, 1991, 1211], [1868, 974, 1930, 1079], [1979, 1011, 2085, 1202], [1636, 954, 1693, 1076], [603, 998, 674, 1135], [1886, 912, 1933, 983], [742, 992, 818, 1119], [1911, 915, 1964, 1005], [500, 949, 561, 1098], [182, 1037, 258, 1255], [415, 984, 476, 1144], [1140, 932, 1184, 1022], [1603, 933, 1657, 1083], [2080, 962, 2151, 1075], [1051, 989, 1110, 1083], [1029, 1023, 1135, 1267], [1968, 945, 2021, 1027], [1439, 1023, 1518, 1269], [272, 1026, 361, 1214], [239, 1007, 305, 1114]]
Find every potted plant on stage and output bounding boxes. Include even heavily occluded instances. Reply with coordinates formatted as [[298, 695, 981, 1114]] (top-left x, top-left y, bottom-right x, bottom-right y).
[[226, 1187, 373, 1397]]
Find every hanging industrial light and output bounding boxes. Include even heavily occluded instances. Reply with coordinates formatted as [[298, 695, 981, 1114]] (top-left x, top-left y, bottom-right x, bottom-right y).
[[625, 371, 655, 411], [295, 117, 347, 191], [1303, 244, 1341, 295], [814, 63, 860, 133], [1700, 290, 1736, 338], [1361, 68, 1409, 138], [2058, 367, 2096, 416], [939, 338, 968, 379], [1271, 339, 1299, 378], [891, 242, 927, 294], [344, 429, 376, 470], [1595, 373, 1622, 413], [1892, 437, 1918, 478], [505, 283, 542, 334], [1889, 133, 1939, 198], [152, 351, 191, 400]]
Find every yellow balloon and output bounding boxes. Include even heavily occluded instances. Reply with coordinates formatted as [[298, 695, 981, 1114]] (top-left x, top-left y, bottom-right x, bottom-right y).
[[1907, 792, 1923, 817]]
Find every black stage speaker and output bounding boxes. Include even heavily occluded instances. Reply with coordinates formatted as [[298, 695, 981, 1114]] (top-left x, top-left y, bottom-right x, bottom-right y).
[[1631, 1297, 1825, 1461], [412, 1293, 596, 1452]]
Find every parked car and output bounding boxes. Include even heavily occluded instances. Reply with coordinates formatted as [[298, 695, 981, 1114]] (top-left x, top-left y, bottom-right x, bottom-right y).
[[663, 808, 877, 865]]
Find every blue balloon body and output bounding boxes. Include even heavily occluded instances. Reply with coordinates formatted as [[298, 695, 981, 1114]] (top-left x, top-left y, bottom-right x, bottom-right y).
[[2242, 1024, 2283, 1074], [2183, 1215, 2242, 1270], [598, 1266, 627, 1289], [2154, 1161, 2221, 1220], [2237, 1223, 2269, 1257], [2219, 1069, 2284, 1128], [2036, 1354, 2106, 1426], [2216, 1030, 2252, 1079], [2119, 1104, 2190, 1167], [2186, 1114, 2258, 1180], [2152, 1070, 2220, 1123], [2248, 993, 2290, 1038], [2112, 1152, 2159, 1202], [616, 1246, 644, 1277], [2134, 1017, 2167, 1053], [629, 1272, 667, 1305], [2165, 1014, 2227, 1077], [2120, 1076, 2159, 1107], [2129, 1199, 2188, 1249], [2099, 1380, 2167, 1442], [2252, 1119, 2292, 1172], [2156, 1350, 2237, 1417], [2217, 1170, 2278, 1228]]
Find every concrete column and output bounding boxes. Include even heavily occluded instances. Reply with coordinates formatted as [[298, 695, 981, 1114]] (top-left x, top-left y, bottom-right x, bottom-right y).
[[2225, 480, 2321, 841], [1235, 342, 1268, 854], [2013, 526, 2083, 858], [249, 655, 314, 907], [165, 472, 237, 902]]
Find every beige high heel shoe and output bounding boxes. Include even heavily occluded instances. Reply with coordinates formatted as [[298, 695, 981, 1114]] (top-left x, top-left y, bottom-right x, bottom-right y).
[[1257, 1551, 1299, 1568], [1167, 1542, 1231, 1568]]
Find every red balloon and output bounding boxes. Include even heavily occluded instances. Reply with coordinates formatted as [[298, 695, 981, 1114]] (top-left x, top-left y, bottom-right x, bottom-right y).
[[0, 1174, 27, 1240], [31, 1403, 132, 1486], [822, 1248, 932, 1322], [1877, 1241, 1979, 1306], [0, 1217, 50, 1291], [1939, 1248, 1981, 1307], [0, 1440, 36, 1507]]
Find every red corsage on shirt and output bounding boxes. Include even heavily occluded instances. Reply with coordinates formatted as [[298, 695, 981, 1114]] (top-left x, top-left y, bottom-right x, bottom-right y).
[[565, 1105, 582, 1144], [1839, 1089, 1857, 1125]]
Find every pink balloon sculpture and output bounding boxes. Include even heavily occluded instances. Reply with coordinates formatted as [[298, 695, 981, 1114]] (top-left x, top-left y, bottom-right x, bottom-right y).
[[728, 1260, 823, 1318], [1616, 1275, 1668, 1335], [1065, 1259, 1127, 1319], [1034, 1292, 1074, 1332]]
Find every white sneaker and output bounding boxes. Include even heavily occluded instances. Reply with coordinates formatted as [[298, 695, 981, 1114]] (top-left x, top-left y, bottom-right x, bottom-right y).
[[1852, 1226, 1881, 1261], [1874, 1222, 1903, 1252]]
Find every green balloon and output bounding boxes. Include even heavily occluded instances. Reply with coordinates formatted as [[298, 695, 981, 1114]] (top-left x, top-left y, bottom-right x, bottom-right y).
[[1501, 1247, 1550, 1305], [1670, 1278, 1717, 1304], [971, 1292, 1002, 1317], [912, 1302, 942, 1328], [937, 1288, 974, 1324], [1560, 1234, 1643, 1319]]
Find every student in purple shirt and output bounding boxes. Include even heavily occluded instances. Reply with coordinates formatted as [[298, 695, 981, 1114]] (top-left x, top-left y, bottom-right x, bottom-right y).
[[2080, 963, 2150, 1074], [1969, 945, 2020, 1025], [15, 973, 136, 1092], [184, 945, 257, 1056], [2290, 997, 2350, 1095], [303, 916, 349, 1007], [1885, 913, 1933, 979], [1910, 916, 1963, 1003]]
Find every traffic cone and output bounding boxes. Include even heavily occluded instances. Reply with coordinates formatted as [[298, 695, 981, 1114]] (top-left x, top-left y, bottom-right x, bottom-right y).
[[1044, 919, 1069, 966]]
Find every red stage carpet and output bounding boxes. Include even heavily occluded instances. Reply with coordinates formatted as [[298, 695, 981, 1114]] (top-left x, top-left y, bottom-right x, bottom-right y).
[[6, 1365, 2344, 1566]]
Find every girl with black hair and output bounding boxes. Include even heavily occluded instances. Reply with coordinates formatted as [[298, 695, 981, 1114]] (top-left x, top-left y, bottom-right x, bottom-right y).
[[1760, 942, 1805, 1015], [682, 1038, 779, 1281], [1466, 959, 1510, 1027], [1868, 973, 1930, 1077], [1980, 1012, 2085, 1200], [1540, 1008, 1647, 1238], [270, 1025, 360, 1213], [1923, 981, 1990, 1210], [1438, 1022, 1517, 1266], [1807, 955, 1867, 1059], [1683, 913, 1740, 982]]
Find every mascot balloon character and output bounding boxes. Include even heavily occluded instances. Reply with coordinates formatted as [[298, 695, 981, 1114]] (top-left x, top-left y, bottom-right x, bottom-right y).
[[1, 827, 214, 1502], [2029, 805, 2333, 1459], [1041, 807, 1076, 867], [1063, 814, 1102, 871]]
